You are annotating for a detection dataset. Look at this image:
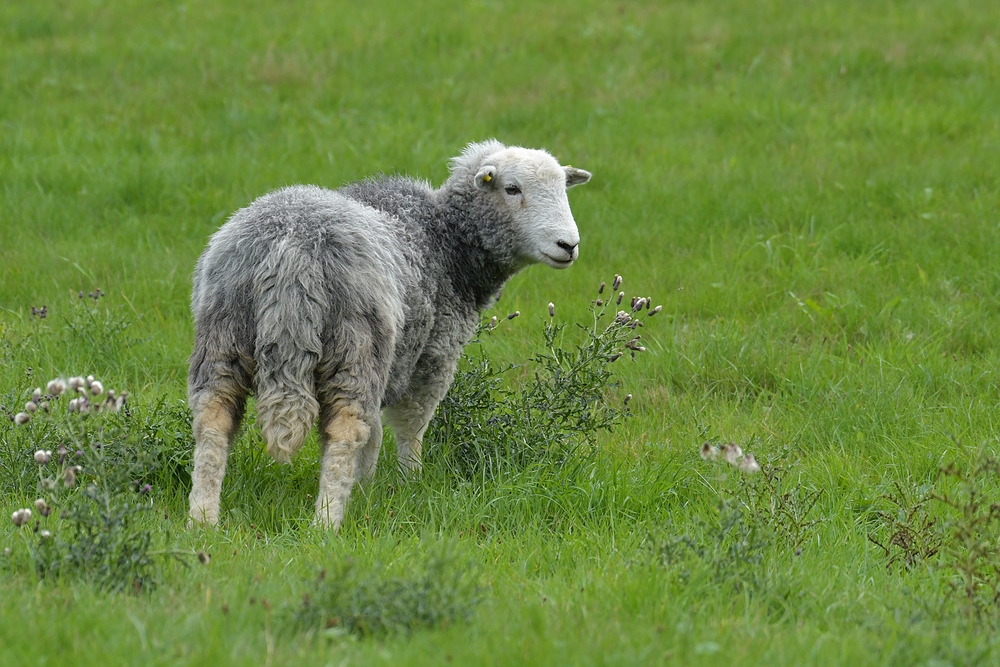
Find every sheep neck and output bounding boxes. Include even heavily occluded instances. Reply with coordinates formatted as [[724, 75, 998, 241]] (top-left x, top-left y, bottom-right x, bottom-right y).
[[430, 187, 522, 312]]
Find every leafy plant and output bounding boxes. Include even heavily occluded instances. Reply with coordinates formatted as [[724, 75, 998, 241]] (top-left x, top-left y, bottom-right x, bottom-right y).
[[867, 480, 941, 571], [932, 444, 1000, 621], [7, 375, 187, 592], [426, 275, 660, 479]]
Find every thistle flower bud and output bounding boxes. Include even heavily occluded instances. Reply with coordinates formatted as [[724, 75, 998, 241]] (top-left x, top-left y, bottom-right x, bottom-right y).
[[548, 302, 555, 317], [623, 394, 632, 406], [90, 381, 103, 396], [34, 450, 52, 464], [737, 453, 761, 474], [46, 379, 66, 396], [32, 388, 42, 402], [700, 442, 719, 461], [608, 353, 622, 362], [25, 401, 37, 413], [139, 484, 152, 494], [612, 275, 622, 290], [596, 299, 603, 307], [649, 305, 662, 316], [14, 412, 31, 425], [507, 311, 520, 320], [598, 281, 606, 294], [617, 291, 624, 305]]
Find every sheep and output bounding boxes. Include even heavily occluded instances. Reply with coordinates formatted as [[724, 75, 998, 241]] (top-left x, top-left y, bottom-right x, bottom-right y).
[[187, 139, 592, 529]]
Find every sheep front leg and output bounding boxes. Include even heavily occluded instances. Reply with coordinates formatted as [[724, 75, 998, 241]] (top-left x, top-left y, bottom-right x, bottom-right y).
[[383, 398, 440, 476], [315, 403, 372, 530], [356, 419, 383, 484]]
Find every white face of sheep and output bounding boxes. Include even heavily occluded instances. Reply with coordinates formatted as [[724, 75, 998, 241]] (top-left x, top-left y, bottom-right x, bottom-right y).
[[474, 148, 591, 269]]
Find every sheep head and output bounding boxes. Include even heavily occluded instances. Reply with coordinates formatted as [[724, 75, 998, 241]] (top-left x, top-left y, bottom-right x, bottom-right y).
[[473, 145, 591, 270]]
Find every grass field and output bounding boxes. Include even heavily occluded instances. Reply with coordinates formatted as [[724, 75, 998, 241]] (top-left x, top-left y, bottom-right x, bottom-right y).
[[2, 0, 1000, 664]]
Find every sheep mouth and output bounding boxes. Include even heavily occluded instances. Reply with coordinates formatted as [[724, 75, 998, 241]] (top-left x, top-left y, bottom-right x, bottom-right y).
[[541, 253, 575, 268]]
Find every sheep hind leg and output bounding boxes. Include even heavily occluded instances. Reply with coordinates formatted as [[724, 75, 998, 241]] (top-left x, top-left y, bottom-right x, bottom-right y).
[[189, 389, 246, 526], [315, 402, 374, 530]]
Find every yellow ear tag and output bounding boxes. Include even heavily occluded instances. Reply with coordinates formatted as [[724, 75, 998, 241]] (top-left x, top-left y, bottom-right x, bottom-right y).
[[483, 173, 492, 183]]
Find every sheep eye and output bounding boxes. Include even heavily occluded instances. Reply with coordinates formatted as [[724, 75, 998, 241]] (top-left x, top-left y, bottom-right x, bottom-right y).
[[504, 184, 521, 195]]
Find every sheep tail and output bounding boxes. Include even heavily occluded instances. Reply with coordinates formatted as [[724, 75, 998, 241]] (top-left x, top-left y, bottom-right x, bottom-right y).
[[253, 239, 323, 462]]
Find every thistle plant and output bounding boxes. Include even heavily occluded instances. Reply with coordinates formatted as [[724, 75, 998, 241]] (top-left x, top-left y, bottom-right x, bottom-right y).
[[7, 374, 184, 593], [426, 275, 662, 479]]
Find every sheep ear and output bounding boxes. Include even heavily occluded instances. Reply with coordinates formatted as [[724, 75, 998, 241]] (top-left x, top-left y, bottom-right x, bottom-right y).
[[475, 166, 498, 190], [564, 166, 592, 188]]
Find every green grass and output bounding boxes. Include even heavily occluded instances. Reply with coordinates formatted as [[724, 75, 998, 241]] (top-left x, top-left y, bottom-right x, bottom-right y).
[[3, 0, 1000, 663]]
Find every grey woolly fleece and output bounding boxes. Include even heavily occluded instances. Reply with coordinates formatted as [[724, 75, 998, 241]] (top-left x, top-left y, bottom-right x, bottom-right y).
[[189, 140, 552, 461]]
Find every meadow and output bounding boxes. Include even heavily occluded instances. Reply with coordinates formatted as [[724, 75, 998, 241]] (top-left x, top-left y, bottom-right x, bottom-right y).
[[2, 0, 1000, 664]]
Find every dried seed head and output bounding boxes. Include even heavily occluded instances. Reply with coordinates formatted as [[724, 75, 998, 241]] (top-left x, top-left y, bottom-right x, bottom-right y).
[[34, 498, 48, 513], [64, 467, 77, 488], [11, 508, 32, 526], [89, 381, 103, 396], [68, 398, 79, 413], [25, 401, 37, 413], [608, 352, 622, 363], [198, 551, 211, 565], [623, 394, 632, 406], [649, 305, 662, 316], [46, 379, 66, 396], [617, 291, 624, 305], [700, 442, 719, 461], [598, 281, 606, 294], [721, 443, 744, 465], [34, 450, 52, 465], [612, 274, 622, 290], [31, 388, 42, 402], [548, 302, 555, 317], [737, 453, 761, 474], [632, 297, 647, 312], [489, 316, 497, 329], [115, 395, 127, 410], [68, 376, 84, 392], [39, 530, 51, 539], [86, 375, 95, 387], [39, 401, 50, 412], [507, 311, 520, 320], [14, 412, 31, 425], [596, 299, 603, 307]]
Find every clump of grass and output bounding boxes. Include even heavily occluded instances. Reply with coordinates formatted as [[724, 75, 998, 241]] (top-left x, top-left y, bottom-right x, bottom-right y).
[[7, 374, 187, 593], [289, 539, 484, 638], [426, 275, 661, 479]]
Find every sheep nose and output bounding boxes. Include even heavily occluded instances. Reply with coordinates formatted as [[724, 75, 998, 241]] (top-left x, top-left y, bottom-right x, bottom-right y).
[[556, 241, 578, 257]]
